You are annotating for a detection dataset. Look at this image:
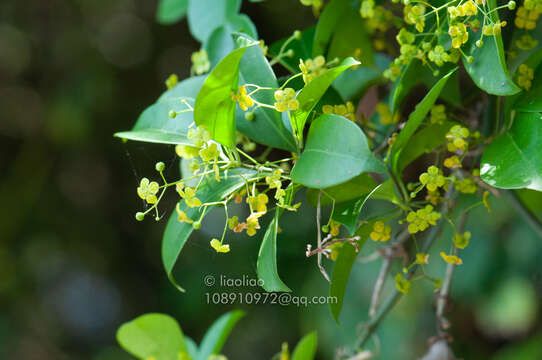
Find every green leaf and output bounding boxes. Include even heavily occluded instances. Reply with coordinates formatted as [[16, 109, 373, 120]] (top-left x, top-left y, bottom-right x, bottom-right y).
[[257, 208, 291, 292], [204, 17, 258, 67], [332, 66, 381, 102], [185, 337, 199, 359], [329, 222, 373, 323], [480, 112, 542, 191], [462, 0, 521, 95], [332, 183, 383, 235], [115, 76, 205, 145], [156, 0, 189, 25], [162, 168, 264, 292], [291, 114, 385, 189], [187, 0, 241, 43], [291, 332, 318, 360], [194, 45, 252, 147], [313, 0, 373, 65], [290, 57, 360, 143], [397, 121, 456, 172], [235, 34, 298, 152], [197, 310, 244, 360], [269, 27, 315, 73], [117, 313, 187, 360], [391, 68, 456, 173], [306, 173, 377, 207]]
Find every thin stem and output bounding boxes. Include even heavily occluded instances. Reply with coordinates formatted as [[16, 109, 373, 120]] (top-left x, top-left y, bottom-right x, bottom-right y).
[[316, 190, 330, 282]]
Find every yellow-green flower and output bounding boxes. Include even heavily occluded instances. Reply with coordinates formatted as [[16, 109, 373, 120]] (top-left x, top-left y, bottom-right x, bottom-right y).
[[329, 220, 341, 237], [406, 205, 441, 234], [329, 242, 344, 261], [187, 126, 211, 148], [395, 274, 411, 294], [246, 212, 262, 236], [415, 253, 429, 264], [165, 74, 178, 90], [176, 203, 193, 224], [446, 125, 470, 152], [419, 166, 446, 192], [360, 0, 375, 18], [455, 178, 477, 194], [515, 6, 539, 30], [191, 49, 210, 75], [299, 56, 326, 83], [516, 34, 539, 50], [449, 23, 469, 48], [440, 252, 463, 265], [404, 4, 426, 32], [137, 178, 159, 204], [444, 155, 462, 169], [454, 231, 471, 249], [428, 45, 450, 67], [210, 238, 230, 253], [370, 221, 392, 242], [182, 187, 202, 208], [273, 88, 299, 112], [232, 85, 254, 111], [247, 193, 269, 213], [517, 64, 534, 90], [175, 144, 200, 159], [430, 104, 446, 124], [199, 142, 219, 162], [322, 102, 356, 121]]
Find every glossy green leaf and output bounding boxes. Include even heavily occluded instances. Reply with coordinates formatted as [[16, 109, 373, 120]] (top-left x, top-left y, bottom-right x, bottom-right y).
[[204, 17, 258, 67], [313, 0, 373, 65], [291, 332, 318, 360], [332, 183, 383, 235], [462, 0, 520, 95], [291, 114, 385, 189], [480, 112, 542, 191], [162, 168, 264, 291], [117, 313, 188, 360], [185, 337, 199, 359], [194, 45, 252, 147], [257, 208, 291, 292], [391, 68, 456, 173], [269, 27, 315, 73], [306, 173, 377, 207], [390, 61, 460, 114], [187, 0, 241, 42], [290, 57, 359, 143], [397, 121, 456, 172], [235, 34, 297, 152], [115, 76, 205, 145], [197, 310, 244, 360], [156, 0, 188, 25], [329, 222, 373, 323]]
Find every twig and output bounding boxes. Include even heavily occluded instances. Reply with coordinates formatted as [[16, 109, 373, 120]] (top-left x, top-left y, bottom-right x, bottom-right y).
[[436, 213, 467, 334], [316, 190, 331, 282], [369, 249, 392, 317], [504, 190, 542, 239], [354, 192, 453, 351]]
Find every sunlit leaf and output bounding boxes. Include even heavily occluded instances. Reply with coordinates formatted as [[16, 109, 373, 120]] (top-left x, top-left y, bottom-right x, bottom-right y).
[[197, 310, 244, 360], [291, 332, 318, 360]]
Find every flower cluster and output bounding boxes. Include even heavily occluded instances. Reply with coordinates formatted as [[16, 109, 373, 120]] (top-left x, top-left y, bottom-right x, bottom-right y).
[[370, 221, 392, 242], [517, 64, 534, 90], [299, 56, 326, 84], [454, 231, 472, 249], [515, 4, 540, 30], [322, 101, 356, 121], [232, 85, 254, 111], [405, 205, 442, 234], [191, 49, 210, 75], [137, 178, 159, 204], [446, 125, 470, 152], [273, 88, 299, 112], [419, 166, 447, 192]]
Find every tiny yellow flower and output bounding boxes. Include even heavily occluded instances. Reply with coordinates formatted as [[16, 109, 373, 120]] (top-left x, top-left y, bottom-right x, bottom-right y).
[[329, 242, 344, 261], [175, 144, 200, 159], [299, 56, 326, 83], [419, 166, 446, 192], [246, 213, 263, 236], [360, 0, 375, 18], [176, 203, 193, 224], [404, 4, 426, 32], [247, 193, 269, 213], [187, 126, 211, 148], [444, 155, 462, 169], [232, 86, 254, 111], [199, 142, 219, 162], [440, 252, 463, 265], [182, 187, 202, 208], [449, 23, 469, 48], [446, 125, 470, 152], [191, 49, 210, 75], [165, 74, 178, 90], [137, 178, 159, 204], [227, 216, 239, 230], [517, 64, 534, 91], [406, 205, 441, 234], [210, 238, 230, 253], [395, 273, 411, 294], [455, 178, 477, 194], [416, 253, 429, 264], [515, 6, 540, 30], [454, 231, 471, 249], [370, 221, 392, 242], [329, 220, 341, 237], [376, 103, 399, 125], [273, 88, 298, 112]]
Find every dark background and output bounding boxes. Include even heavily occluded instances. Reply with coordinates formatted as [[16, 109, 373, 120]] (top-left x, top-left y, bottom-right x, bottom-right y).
[[1, 1, 542, 359]]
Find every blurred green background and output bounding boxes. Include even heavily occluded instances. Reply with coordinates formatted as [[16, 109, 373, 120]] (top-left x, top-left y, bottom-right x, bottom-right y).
[[1, 0, 542, 359]]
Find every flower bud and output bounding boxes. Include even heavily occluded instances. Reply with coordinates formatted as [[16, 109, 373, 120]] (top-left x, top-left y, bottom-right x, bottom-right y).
[[508, 1, 516, 9], [245, 112, 255, 121], [169, 110, 177, 118], [193, 221, 201, 230], [476, 40, 483, 48], [293, 30, 301, 40], [466, 56, 474, 64], [155, 162, 165, 172], [285, 49, 295, 58], [135, 212, 145, 221]]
